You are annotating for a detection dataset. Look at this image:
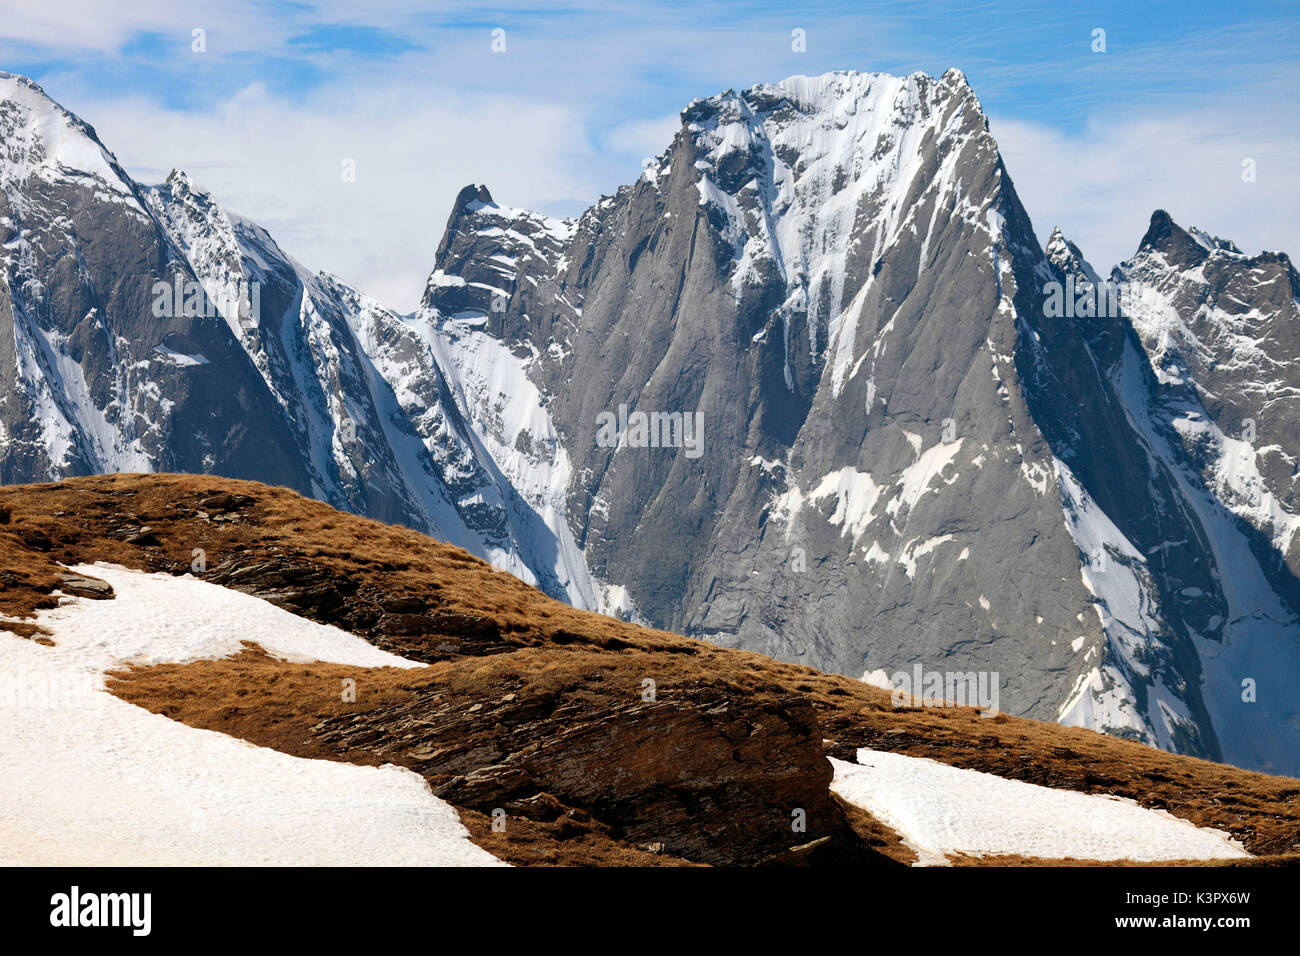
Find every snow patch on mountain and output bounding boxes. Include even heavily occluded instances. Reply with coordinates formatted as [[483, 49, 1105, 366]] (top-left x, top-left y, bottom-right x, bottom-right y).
[[805, 467, 885, 543]]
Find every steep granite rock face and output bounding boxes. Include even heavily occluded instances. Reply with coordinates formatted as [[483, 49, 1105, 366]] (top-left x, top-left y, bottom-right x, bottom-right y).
[[423, 70, 1109, 730], [419, 74, 1300, 774]]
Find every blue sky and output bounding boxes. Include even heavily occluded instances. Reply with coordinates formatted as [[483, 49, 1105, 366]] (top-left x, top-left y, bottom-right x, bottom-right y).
[[2, 0, 1297, 309]]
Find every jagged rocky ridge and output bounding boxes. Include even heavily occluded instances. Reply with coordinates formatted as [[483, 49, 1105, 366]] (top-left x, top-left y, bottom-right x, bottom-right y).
[[1044, 218, 1300, 773], [0, 71, 592, 602], [2, 69, 1298, 773]]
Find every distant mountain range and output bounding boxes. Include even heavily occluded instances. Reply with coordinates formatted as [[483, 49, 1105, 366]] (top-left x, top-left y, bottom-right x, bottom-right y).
[[3, 67, 1298, 774]]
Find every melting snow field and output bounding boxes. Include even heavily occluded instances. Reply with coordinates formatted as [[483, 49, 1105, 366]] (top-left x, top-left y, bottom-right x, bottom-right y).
[[831, 750, 1250, 866], [0, 563, 504, 866]]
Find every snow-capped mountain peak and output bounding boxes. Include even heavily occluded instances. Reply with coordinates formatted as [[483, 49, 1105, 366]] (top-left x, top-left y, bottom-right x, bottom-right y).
[[673, 69, 998, 373], [0, 71, 139, 211]]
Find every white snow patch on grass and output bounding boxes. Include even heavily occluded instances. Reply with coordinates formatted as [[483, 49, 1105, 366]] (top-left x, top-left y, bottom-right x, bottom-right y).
[[830, 750, 1249, 866], [860, 669, 893, 691], [0, 563, 504, 866]]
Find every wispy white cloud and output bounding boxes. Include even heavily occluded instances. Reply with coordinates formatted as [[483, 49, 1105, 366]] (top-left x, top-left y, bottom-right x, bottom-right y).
[[0, 0, 293, 55], [992, 104, 1300, 271], [81, 79, 600, 310]]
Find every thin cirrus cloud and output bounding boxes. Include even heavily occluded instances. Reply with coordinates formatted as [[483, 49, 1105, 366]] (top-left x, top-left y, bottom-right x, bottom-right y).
[[0, 1, 1296, 310]]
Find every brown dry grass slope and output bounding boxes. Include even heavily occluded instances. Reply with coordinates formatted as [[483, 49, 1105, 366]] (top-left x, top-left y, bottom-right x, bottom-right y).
[[1, 474, 1298, 865]]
